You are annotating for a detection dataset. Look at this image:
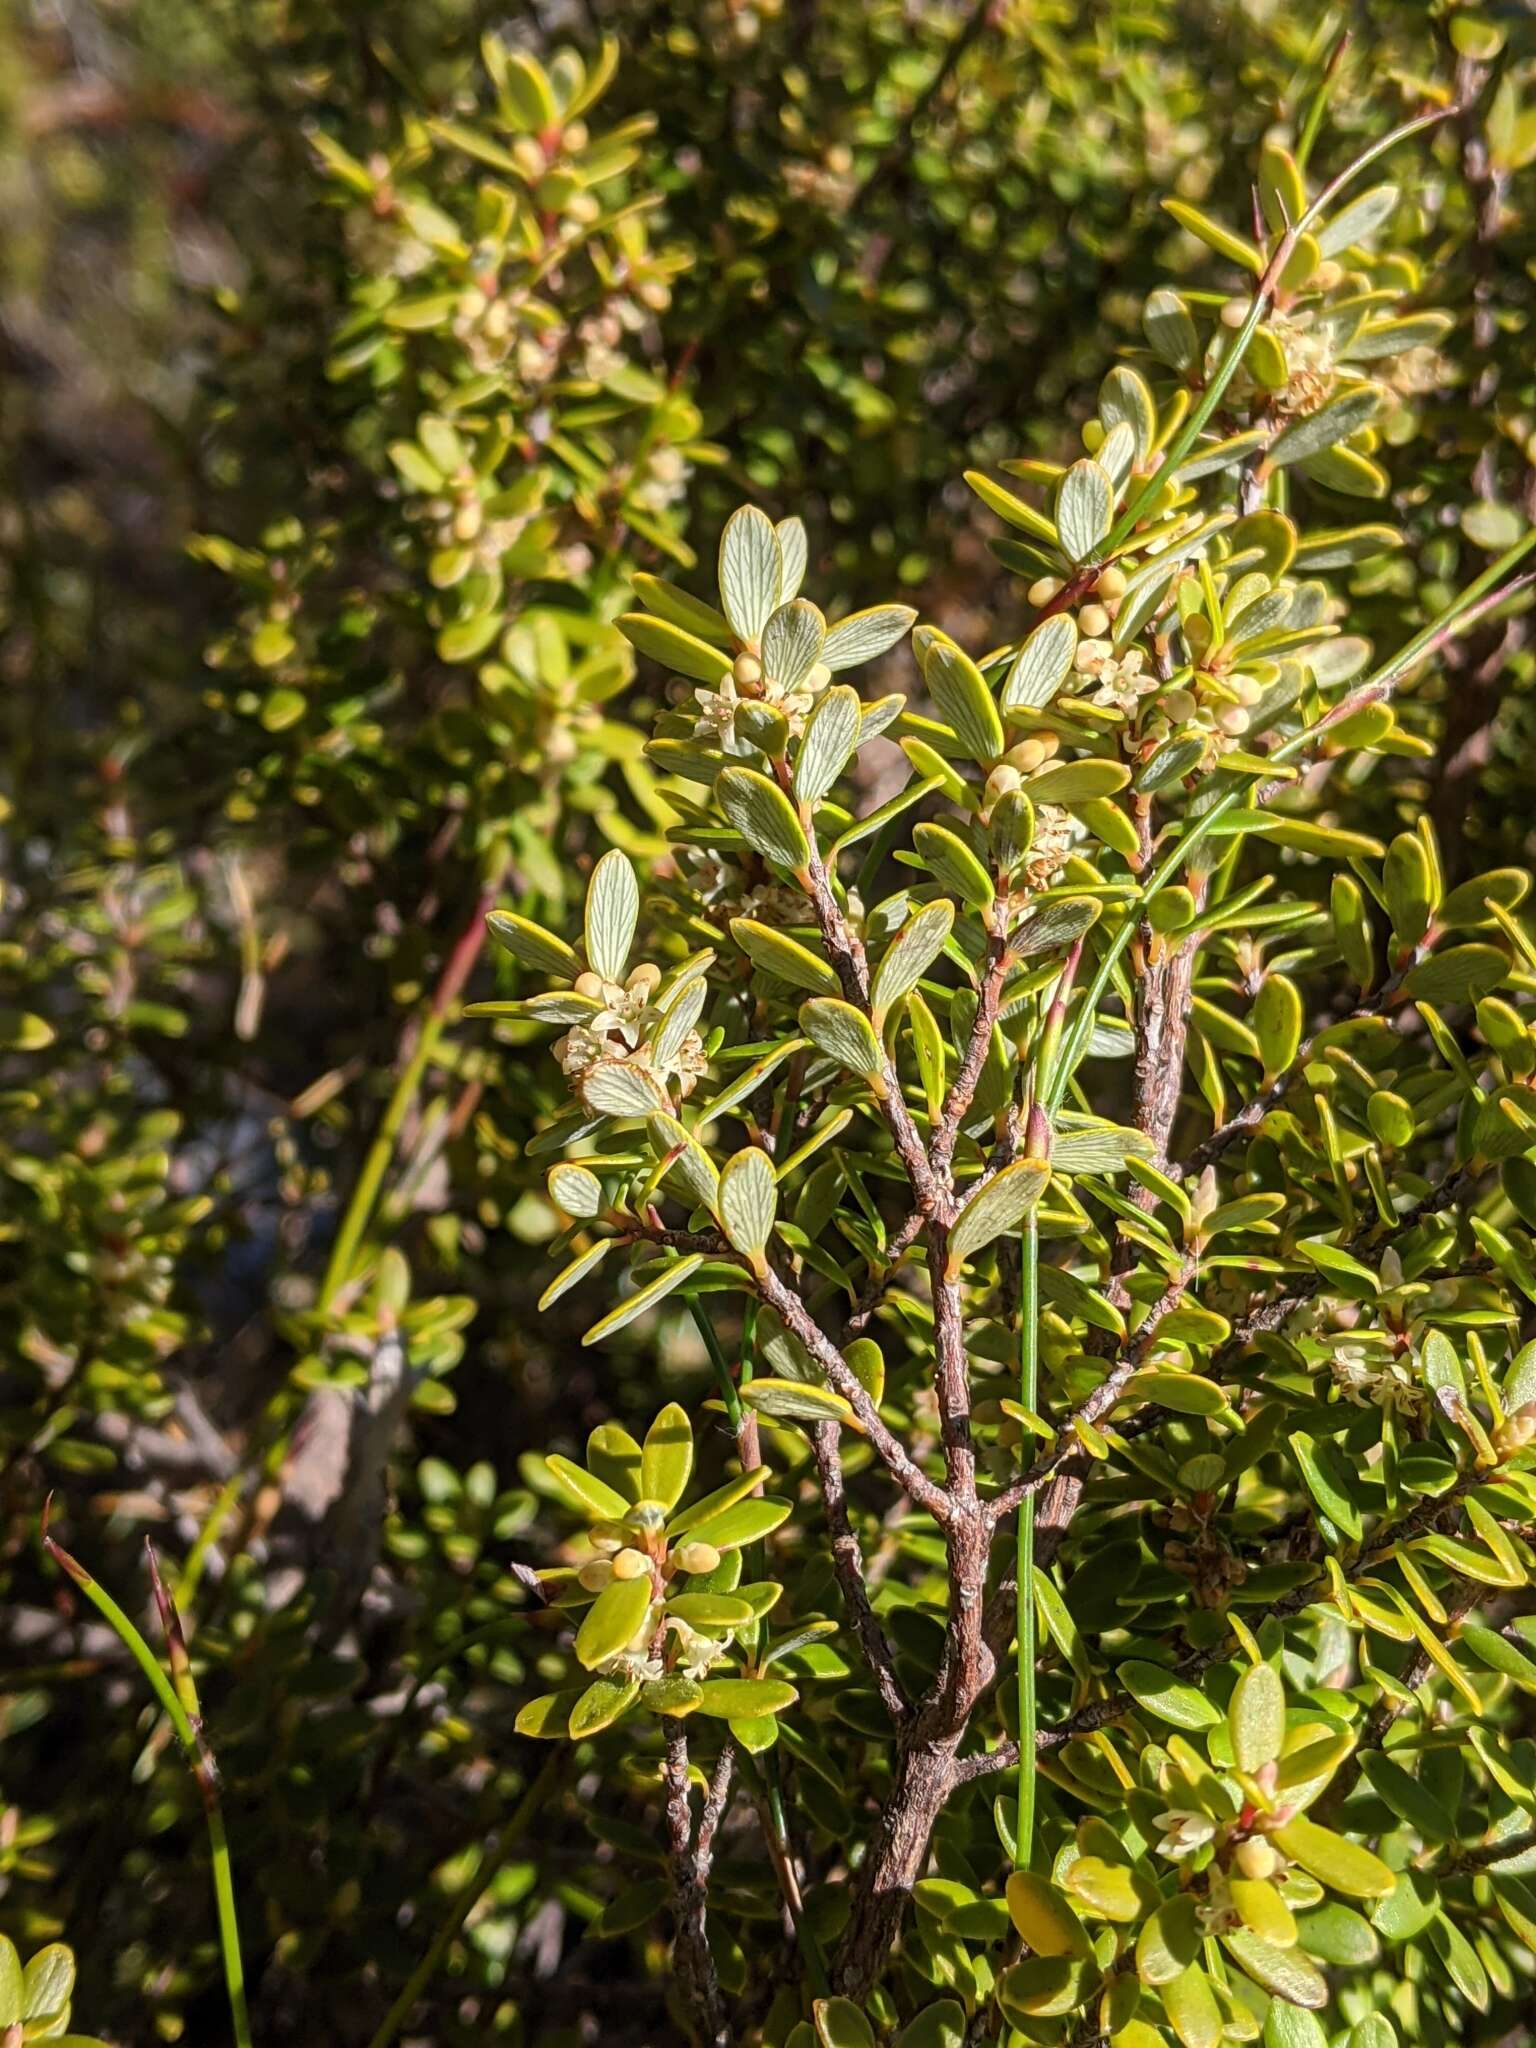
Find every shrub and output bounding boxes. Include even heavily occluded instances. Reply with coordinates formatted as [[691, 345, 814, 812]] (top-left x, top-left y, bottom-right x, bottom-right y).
[[501, 104, 1536, 2048], [5, 7, 1536, 2045]]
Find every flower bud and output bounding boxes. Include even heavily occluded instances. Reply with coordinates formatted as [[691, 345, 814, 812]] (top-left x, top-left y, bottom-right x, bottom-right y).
[[1094, 566, 1128, 601], [612, 1547, 651, 1581], [983, 765, 1023, 810], [733, 652, 763, 688], [1078, 602, 1111, 638], [671, 1541, 722, 1575], [1027, 576, 1063, 606], [1218, 707, 1251, 737], [1004, 739, 1047, 774], [575, 970, 607, 1000], [1236, 1835, 1277, 1875], [806, 662, 832, 691]]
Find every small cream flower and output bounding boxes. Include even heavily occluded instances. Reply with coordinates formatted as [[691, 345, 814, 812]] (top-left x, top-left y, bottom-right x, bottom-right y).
[[1154, 1807, 1218, 1862], [1074, 637, 1156, 714], [666, 1616, 730, 1681]]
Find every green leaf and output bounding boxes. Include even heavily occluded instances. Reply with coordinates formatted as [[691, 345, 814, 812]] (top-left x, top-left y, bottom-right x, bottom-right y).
[[893, 1999, 966, 2048], [822, 604, 917, 671], [641, 1404, 694, 1513], [486, 909, 580, 978], [580, 1062, 668, 1118], [795, 686, 861, 807], [1288, 1429, 1364, 1539], [719, 1146, 778, 1262], [1358, 1753, 1456, 1841], [1065, 1855, 1143, 1920], [1159, 1961, 1224, 2048], [1117, 1659, 1221, 1729], [544, 1454, 630, 1520], [730, 917, 838, 995], [1001, 614, 1079, 712], [1023, 758, 1130, 803], [1265, 2010, 1329, 2048], [1222, 1929, 1326, 2007], [913, 822, 994, 911], [1056, 459, 1114, 564], [1137, 1896, 1201, 1985], [719, 506, 782, 641], [1269, 387, 1383, 467], [695, 1677, 798, 1718], [1048, 1111, 1150, 1174], [776, 517, 808, 601], [547, 1163, 605, 1220], [741, 1378, 857, 1426], [22, 1942, 75, 2024], [1143, 287, 1200, 368], [1296, 1902, 1379, 1967], [870, 900, 955, 1023], [813, 1997, 875, 2048], [1316, 182, 1398, 257], [586, 1422, 642, 1503], [568, 1675, 641, 1737], [666, 1468, 774, 1540], [965, 469, 1060, 546], [574, 1575, 654, 1669], [800, 998, 884, 1081], [647, 1112, 721, 1211], [1402, 943, 1508, 1003], [917, 630, 1004, 763], [0, 1942, 21, 2029], [664, 1593, 755, 1628], [1162, 197, 1263, 273], [1461, 1622, 1536, 1688], [1272, 1814, 1396, 1899], [582, 1254, 705, 1345], [1005, 1872, 1092, 1958], [584, 848, 638, 981], [947, 1159, 1051, 1274], [631, 571, 733, 644], [515, 1687, 587, 1738], [618, 611, 733, 682], [1228, 1659, 1285, 1772], [762, 599, 827, 690], [684, 1497, 792, 1551], [717, 767, 811, 873]]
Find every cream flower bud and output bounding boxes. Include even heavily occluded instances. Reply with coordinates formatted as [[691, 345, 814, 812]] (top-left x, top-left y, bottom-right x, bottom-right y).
[[1234, 1837, 1282, 1881], [1094, 565, 1128, 601], [733, 652, 763, 687], [1027, 576, 1064, 606], [611, 1547, 651, 1581], [671, 1541, 722, 1575], [1078, 602, 1111, 638]]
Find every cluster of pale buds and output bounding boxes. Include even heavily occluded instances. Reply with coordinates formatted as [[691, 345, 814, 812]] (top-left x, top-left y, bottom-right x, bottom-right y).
[[693, 647, 830, 752], [1327, 1340, 1429, 1417], [553, 964, 708, 1108]]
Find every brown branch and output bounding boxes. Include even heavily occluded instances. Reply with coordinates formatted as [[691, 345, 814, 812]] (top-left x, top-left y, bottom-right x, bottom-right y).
[[811, 1420, 910, 1723], [756, 1263, 951, 1520], [662, 1724, 730, 2048], [931, 930, 1011, 1177]]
